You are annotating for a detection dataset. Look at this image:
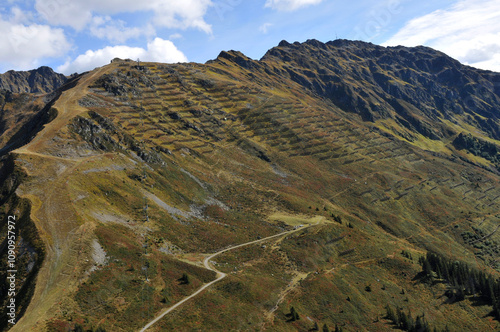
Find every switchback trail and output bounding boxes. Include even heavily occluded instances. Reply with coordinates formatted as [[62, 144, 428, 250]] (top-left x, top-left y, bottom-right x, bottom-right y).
[[139, 224, 317, 332]]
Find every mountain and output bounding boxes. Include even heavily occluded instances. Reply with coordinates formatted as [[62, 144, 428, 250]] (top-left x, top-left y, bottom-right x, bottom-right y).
[[0, 66, 67, 94], [262, 39, 500, 139], [0, 40, 499, 332]]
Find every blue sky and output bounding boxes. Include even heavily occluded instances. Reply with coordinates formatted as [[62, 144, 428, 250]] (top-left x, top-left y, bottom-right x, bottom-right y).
[[1, 0, 499, 74]]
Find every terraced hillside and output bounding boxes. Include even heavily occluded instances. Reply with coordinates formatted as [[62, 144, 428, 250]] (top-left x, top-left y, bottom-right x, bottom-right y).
[[0, 40, 499, 331]]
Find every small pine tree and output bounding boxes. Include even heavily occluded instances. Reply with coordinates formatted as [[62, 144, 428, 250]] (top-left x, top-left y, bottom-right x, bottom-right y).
[[396, 307, 403, 327], [423, 258, 432, 276], [415, 315, 424, 331], [405, 311, 415, 331], [493, 298, 500, 320], [385, 304, 396, 322], [436, 264, 443, 279], [399, 311, 409, 330], [180, 273, 190, 284], [322, 323, 330, 332], [289, 306, 299, 321], [73, 324, 84, 332], [313, 321, 319, 331]]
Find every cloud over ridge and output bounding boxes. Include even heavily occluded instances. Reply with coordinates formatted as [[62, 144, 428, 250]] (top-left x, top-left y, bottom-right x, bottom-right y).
[[0, 18, 70, 71], [384, 0, 500, 72], [57, 37, 188, 74]]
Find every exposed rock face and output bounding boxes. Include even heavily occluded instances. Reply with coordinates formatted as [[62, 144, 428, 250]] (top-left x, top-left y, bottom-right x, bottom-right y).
[[0, 66, 67, 94], [257, 39, 500, 140]]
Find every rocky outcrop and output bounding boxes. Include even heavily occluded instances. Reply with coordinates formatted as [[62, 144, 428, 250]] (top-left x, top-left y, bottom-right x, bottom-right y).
[[70, 111, 163, 164], [0, 155, 45, 330], [259, 39, 500, 140], [0, 66, 67, 94], [453, 133, 500, 170]]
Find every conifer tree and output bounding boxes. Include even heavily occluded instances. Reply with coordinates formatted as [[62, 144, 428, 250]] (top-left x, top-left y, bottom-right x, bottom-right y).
[[73, 325, 84, 332], [415, 315, 423, 331], [180, 273, 190, 284], [400, 310, 409, 330], [423, 258, 433, 276], [385, 304, 396, 323]]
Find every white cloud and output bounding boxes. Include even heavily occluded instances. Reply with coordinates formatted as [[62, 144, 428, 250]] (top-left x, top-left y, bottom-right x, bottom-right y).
[[169, 33, 183, 40], [264, 0, 323, 11], [0, 19, 71, 71], [35, 1, 92, 31], [383, 0, 500, 72], [10, 6, 34, 24], [35, 0, 213, 33], [57, 37, 188, 74], [89, 16, 155, 43], [259, 22, 273, 34]]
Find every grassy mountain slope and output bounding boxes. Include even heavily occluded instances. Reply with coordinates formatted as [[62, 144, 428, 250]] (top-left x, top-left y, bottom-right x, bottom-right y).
[[0, 40, 499, 331]]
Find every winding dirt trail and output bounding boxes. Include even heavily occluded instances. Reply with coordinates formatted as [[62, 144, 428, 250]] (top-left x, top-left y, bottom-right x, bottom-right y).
[[139, 224, 316, 332]]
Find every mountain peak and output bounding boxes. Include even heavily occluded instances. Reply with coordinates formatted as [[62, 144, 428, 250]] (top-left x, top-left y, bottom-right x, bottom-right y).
[[34, 65, 57, 74], [0, 66, 67, 94], [260, 38, 500, 132], [278, 39, 292, 47], [214, 50, 257, 69]]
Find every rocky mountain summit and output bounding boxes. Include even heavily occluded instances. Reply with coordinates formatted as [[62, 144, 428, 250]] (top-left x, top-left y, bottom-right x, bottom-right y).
[[0, 66, 67, 94], [257, 39, 499, 140]]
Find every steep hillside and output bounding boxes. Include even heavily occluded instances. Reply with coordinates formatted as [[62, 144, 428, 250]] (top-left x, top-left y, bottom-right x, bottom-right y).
[[0, 67, 67, 94], [0, 40, 499, 332], [262, 39, 500, 144]]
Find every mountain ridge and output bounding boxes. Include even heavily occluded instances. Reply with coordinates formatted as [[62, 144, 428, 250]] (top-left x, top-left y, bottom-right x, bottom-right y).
[[0, 39, 499, 331], [260, 39, 500, 139], [0, 66, 67, 94]]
